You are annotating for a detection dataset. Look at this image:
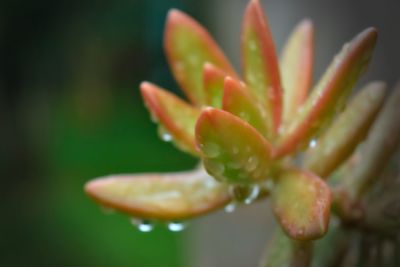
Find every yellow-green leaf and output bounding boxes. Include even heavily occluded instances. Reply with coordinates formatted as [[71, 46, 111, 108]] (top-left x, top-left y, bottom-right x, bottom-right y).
[[276, 28, 378, 157], [164, 9, 237, 105], [304, 82, 386, 178], [85, 169, 230, 220], [222, 77, 270, 139], [280, 19, 314, 124], [272, 168, 332, 240], [242, 0, 282, 134], [203, 63, 227, 108], [140, 82, 200, 155], [195, 107, 274, 184]]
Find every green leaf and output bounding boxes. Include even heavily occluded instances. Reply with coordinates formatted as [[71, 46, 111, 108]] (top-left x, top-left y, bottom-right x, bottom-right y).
[[85, 169, 230, 220], [280, 19, 314, 124], [222, 77, 270, 139], [272, 168, 332, 240], [203, 63, 227, 108], [164, 9, 237, 105], [276, 28, 378, 157], [242, 0, 282, 134], [304, 82, 386, 178], [140, 82, 200, 156], [195, 107, 274, 184]]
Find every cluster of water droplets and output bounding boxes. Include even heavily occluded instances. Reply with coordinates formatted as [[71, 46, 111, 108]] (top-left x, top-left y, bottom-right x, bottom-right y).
[[130, 218, 187, 233]]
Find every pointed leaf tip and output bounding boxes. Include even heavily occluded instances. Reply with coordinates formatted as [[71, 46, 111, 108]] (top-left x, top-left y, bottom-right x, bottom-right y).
[[242, 0, 282, 132], [164, 9, 237, 105], [305, 81, 386, 177], [222, 76, 271, 139], [85, 169, 230, 220], [196, 108, 274, 184], [281, 19, 314, 123], [272, 169, 332, 240], [276, 27, 378, 157], [140, 82, 200, 155]]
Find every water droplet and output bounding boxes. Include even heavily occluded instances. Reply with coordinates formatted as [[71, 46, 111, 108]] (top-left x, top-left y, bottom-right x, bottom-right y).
[[232, 146, 239, 155], [131, 218, 154, 232], [158, 126, 173, 142], [167, 221, 186, 232], [227, 161, 241, 170], [206, 161, 225, 176], [201, 142, 220, 158], [309, 139, 317, 148], [244, 184, 260, 205], [224, 202, 237, 213], [188, 54, 199, 66], [249, 40, 257, 51], [245, 156, 259, 172], [239, 111, 250, 122]]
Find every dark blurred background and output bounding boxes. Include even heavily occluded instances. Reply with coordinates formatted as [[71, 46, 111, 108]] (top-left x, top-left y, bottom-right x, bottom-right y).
[[1, 0, 399, 266]]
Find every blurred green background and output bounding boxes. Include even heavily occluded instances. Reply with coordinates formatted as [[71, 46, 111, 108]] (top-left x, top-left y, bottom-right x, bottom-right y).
[[2, 0, 400, 266]]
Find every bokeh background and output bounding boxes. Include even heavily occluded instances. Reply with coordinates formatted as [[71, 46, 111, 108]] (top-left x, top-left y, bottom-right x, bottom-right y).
[[1, 0, 400, 266]]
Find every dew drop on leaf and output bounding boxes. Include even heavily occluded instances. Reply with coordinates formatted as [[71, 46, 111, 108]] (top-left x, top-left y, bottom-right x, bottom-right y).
[[201, 142, 220, 158], [167, 221, 186, 232], [224, 202, 237, 213], [131, 218, 154, 232], [158, 126, 173, 142]]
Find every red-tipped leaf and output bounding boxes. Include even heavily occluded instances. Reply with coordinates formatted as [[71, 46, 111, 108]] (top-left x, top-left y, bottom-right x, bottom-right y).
[[140, 82, 200, 155], [241, 0, 282, 133], [203, 63, 227, 108], [280, 19, 314, 123], [222, 77, 271, 139], [195, 108, 274, 184], [272, 168, 332, 240], [276, 28, 378, 157], [85, 169, 230, 220], [165, 9, 237, 105], [304, 82, 386, 178]]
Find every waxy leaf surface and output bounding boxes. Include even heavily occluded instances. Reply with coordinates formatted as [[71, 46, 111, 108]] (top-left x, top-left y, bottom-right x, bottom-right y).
[[141, 82, 200, 155], [260, 229, 312, 267], [280, 19, 314, 123], [222, 77, 270, 138], [272, 168, 332, 240], [242, 0, 282, 133], [85, 169, 230, 220], [305, 82, 386, 178], [351, 82, 400, 197], [203, 63, 227, 108], [276, 28, 378, 157], [195, 108, 273, 184], [165, 9, 237, 105]]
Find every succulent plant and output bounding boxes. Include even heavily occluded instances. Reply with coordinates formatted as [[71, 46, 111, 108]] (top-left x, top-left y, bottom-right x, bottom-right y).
[[85, 0, 400, 265]]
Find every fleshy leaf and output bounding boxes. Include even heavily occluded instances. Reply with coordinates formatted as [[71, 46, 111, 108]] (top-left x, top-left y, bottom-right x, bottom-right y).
[[242, 0, 282, 133], [203, 63, 227, 108], [276, 28, 378, 157], [351, 82, 400, 197], [140, 82, 200, 155], [222, 77, 270, 139], [272, 168, 332, 240], [259, 229, 313, 267], [280, 19, 314, 123], [85, 169, 230, 220], [304, 82, 386, 178], [195, 107, 274, 184], [164, 9, 237, 105]]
